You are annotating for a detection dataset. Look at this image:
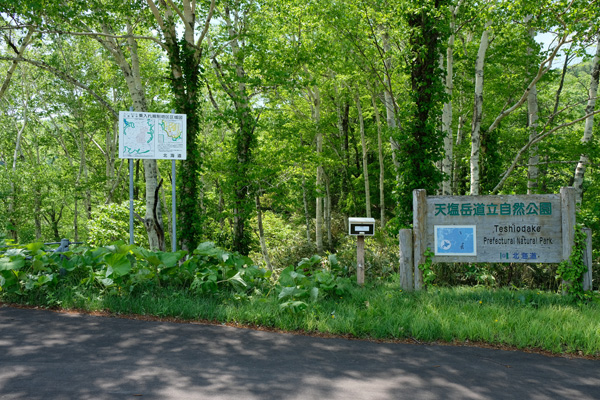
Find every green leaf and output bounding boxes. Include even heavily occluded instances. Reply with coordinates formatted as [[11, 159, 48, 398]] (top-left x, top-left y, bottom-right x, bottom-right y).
[[0, 256, 25, 271], [228, 271, 247, 288], [132, 248, 161, 266], [157, 250, 186, 268], [104, 253, 132, 277], [278, 286, 298, 300], [310, 286, 319, 302], [298, 254, 321, 268], [26, 242, 45, 254]]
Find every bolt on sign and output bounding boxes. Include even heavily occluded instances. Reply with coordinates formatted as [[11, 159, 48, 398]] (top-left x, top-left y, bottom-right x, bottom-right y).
[[413, 187, 576, 264]]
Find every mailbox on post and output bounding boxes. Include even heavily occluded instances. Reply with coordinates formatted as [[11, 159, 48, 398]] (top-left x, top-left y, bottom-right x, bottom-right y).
[[348, 217, 375, 236], [348, 217, 375, 286]]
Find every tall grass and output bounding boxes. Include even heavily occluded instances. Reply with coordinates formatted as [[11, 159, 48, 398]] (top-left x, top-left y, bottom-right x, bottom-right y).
[[7, 282, 599, 356]]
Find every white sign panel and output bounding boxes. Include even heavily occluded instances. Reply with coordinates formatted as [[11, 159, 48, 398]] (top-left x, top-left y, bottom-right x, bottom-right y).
[[119, 111, 187, 160]]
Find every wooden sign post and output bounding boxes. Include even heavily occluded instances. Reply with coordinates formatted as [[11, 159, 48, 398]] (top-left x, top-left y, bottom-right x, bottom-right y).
[[409, 187, 586, 292], [357, 235, 365, 285], [349, 217, 375, 286]]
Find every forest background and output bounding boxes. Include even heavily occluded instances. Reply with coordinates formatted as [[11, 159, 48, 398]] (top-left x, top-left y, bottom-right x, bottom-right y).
[[1, 0, 599, 282]]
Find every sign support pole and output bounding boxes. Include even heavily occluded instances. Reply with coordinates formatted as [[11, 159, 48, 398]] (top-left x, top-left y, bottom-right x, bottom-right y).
[[128, 106, 134, 245], [171, 109, 177, 252], [357, 235, 365, 286]]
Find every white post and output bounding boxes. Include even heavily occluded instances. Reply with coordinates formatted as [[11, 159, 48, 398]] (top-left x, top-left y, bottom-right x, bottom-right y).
[[128, 106, 134, 245], [171, 109, 177, 252]]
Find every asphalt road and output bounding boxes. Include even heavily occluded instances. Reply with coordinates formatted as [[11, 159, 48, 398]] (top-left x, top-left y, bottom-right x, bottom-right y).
[[1, 305, 598, 399]]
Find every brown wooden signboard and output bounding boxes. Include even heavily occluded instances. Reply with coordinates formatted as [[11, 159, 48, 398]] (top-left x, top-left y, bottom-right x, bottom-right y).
[[411, 187, 577, 290]]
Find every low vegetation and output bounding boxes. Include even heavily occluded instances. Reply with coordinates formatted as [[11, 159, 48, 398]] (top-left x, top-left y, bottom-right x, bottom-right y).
[[1, 240, 599, 357]]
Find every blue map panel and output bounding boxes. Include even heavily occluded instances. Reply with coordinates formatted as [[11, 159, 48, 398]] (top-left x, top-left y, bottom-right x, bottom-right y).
[[434, 225, 477, 256]]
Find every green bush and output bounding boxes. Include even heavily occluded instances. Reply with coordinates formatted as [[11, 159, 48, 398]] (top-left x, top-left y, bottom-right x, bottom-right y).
[[87, 200, 149, 248]]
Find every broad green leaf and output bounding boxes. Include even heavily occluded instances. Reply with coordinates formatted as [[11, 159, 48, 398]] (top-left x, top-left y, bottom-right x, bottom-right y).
[[0, 256, 25, 271], [132, 248, 161, 266], [157, 251, 186, 268], [104, 253, 132, 277], [298, 254, 321, 268], [278, 286, 296, 300], [26, 242, 45, 254]]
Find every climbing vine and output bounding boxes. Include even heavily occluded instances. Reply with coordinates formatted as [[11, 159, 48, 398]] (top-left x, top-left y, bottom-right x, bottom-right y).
[[394, 0, 450, 226], [556, 224, 589, 300], [418, 248, 437, 289]]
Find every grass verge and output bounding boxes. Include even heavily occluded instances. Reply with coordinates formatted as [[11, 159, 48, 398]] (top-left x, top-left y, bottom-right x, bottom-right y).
[[3, 282, 599, 357]]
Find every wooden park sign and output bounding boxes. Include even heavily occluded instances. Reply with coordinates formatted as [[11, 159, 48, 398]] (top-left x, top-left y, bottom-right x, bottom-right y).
[[405, 187, 577, 290]]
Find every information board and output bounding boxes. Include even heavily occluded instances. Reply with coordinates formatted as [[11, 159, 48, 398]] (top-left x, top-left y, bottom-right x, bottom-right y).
[[118, 111, 187, 160], [421, 193, 571, 264]]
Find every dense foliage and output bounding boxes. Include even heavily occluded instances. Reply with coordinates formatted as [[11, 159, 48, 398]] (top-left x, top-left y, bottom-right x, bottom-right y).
[[0, 0, 598, 278]]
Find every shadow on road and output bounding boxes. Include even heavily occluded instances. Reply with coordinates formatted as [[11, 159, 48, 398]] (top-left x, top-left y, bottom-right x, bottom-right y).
[[0, 305, 598, 399]]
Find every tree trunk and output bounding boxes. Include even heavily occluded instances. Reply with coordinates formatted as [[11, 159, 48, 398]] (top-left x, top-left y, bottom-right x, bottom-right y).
[[527, 25, 540, 194], [371, 92, 386, 228], [310, 85, 324, 254], [325, 172, 332, 249], [355, 92, 371, 218], [222, 6, 256, 256], [573, 37, 599, 205], [301, 167, 311, 244], [470, 23, 491, 196], [94, 22, 164, 250], [382, 31, 401, 176], [9, 100, 27, 242], [255, 194, 272, 270], [145, 0, 215, 252], [442, 5, 457, 195]]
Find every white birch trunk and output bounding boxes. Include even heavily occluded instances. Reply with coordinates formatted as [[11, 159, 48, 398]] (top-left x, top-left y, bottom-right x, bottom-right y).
[[96, 23, 164, 250], [470, 23, 491, 196], [527, 26, 540, 194], [356, 93, 371, 218], [9, 101, 27, 242], [371, 92, 386, 228], [325, 173, 332, 248], [315, 89, 324, 254], [305, 82, 324, 254], [573, 38, 600, 204], [301, 168, 311, 244], [256, 194, 272, 271], [382, 30, 401, 175], [0, 28, 34, 101]]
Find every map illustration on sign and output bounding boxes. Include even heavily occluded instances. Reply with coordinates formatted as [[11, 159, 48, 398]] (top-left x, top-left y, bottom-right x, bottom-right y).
[[434, 225, 477, 256], [119, 111, 187, 160]]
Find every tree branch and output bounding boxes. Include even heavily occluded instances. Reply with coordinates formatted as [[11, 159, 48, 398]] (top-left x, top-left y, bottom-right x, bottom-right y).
[[492, 109, 600, 193], [0, 55, 118, 119], [487, 34, 570, 133]]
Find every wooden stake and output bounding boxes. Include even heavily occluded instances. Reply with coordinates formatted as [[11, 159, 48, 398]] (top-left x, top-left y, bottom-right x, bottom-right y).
[[399, 229, 414, 291], [357, 235, 365, 286], [583, 227, 593, 291], [413, 189, 427, 290]]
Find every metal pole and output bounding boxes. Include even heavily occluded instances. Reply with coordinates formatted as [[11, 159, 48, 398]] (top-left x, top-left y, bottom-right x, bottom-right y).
[[128, 106, 135, 245], [171, 109, 177, 252]]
